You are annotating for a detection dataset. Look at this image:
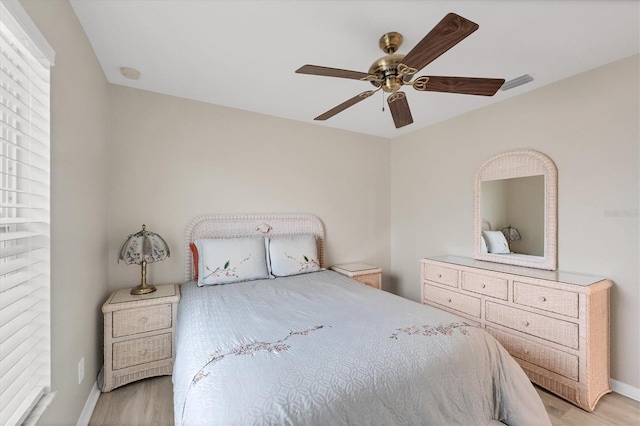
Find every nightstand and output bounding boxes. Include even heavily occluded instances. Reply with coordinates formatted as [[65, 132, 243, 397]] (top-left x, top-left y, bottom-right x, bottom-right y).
[[330, 263, 382, 289], [101, 283, 181, 392]]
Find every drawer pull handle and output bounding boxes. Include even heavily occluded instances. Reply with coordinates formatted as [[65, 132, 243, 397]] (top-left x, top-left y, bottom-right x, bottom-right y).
[[539, 296, 547, 302], [523, 320, 530, 327], [481, 283, 486, 289], [447, 298, 452, 303], [437, 274, 442, 278]]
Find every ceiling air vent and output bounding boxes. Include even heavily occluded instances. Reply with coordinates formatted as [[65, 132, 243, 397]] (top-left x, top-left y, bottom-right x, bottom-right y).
[[501, 74, 533, 91]]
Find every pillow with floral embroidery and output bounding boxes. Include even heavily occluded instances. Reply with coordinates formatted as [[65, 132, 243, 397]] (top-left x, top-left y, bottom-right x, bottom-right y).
[[195, 237, 270, 286], [268, 235, 322, 277]]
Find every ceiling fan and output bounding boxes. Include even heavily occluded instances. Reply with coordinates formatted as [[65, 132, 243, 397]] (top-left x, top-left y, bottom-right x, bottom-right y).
[[295, 13, 505, 129]]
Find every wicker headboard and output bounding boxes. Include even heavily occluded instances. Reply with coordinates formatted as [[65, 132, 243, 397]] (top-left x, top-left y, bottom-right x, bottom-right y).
[[184, 213, 325, 282]]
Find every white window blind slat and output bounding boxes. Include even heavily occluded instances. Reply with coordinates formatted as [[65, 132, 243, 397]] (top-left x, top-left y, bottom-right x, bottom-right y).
[[0, 269, 42, 294], [0, 277, 41, 310], [0, 355, 41, 424], [0, 84, 48, 124], [0, 243, 40, 260], [0, 119, 50, 156], [0, 173, 49, 196], [0, 188, 48, 203], [1, 386, 44, 426], [0, 111, 49, 149], [0, 231, 40, 242], [1, 140, 50, 171], [0, 32, 49, 95], [0, 2, 53, 424], [0, 256, 33, 274]]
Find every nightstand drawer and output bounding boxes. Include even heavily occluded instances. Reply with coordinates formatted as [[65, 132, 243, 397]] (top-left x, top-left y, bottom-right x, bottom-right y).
[[423, 283, 481, 318], [461, 272, 508, 300], [486, 302, 579, 349], [514, 282, 579, 318], [113, 333, 172, 370], [487, 327, 579, 381], [424, 264, 458, 288], [113, 304, 172, 337]]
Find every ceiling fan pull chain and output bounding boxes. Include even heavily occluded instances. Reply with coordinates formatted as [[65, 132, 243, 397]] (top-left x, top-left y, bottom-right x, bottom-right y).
[[381, 90, 385, 112]]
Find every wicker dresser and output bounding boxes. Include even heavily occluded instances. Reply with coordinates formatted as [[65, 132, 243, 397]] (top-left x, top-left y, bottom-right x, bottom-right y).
[[421, 256, 611, 411], [101, 283, 181, 392]]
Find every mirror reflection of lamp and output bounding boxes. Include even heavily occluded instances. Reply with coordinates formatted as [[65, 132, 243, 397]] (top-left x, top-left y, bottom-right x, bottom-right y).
[[501, 225, 521, 253]]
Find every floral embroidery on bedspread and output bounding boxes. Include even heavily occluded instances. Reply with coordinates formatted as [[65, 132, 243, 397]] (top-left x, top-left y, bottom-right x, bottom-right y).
[[181, 325, 327, 423], [389, 322, 472, 340]]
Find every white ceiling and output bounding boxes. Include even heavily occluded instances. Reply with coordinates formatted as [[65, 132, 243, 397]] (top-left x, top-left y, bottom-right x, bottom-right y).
[[69, 0, 639, 139]]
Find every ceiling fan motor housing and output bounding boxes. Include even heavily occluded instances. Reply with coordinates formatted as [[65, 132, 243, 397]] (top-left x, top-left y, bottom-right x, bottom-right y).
[[368, 53, 407, 92]]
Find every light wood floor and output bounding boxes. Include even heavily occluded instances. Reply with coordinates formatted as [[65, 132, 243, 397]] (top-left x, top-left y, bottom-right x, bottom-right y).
[[89, 375, 640, 425]]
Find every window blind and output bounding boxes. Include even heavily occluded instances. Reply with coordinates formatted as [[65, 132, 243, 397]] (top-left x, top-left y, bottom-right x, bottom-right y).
[[0, 1, 54, 424]]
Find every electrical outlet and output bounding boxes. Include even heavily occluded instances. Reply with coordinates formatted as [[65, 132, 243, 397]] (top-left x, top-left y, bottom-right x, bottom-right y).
[[78, 357, 85, 384]]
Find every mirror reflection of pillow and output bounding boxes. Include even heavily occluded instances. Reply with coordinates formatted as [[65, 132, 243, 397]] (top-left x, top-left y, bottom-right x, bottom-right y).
[[483, 230, 511, 254], [480, 235, 488, 253]]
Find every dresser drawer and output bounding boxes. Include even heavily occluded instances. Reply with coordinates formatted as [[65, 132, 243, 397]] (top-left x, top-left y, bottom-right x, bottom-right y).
[[514, 282, 579, 318], [486, 302, 579, 349], [423, 284, 481, 318], [113, 304, 172, 337], [487, 327, 579, 381], [113, 333, 172, 370], [461, 272, 508, 300], [424, 264, 458, 287]]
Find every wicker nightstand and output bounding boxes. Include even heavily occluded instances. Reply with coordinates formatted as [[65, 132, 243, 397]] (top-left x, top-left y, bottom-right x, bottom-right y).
[[101, 283, 181, 392], [331, 263, 382, 289]]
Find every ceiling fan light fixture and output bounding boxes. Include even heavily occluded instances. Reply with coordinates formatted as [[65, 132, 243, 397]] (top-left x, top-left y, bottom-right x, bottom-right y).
[[501, 74, 533, 91]]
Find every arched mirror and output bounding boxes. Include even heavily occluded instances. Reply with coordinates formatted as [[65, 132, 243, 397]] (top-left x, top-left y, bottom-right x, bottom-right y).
[[473, 149, 557, 270]]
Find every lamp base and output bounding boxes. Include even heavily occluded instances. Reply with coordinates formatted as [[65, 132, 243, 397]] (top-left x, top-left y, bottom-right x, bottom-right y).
[[130, 284, 157, 295]]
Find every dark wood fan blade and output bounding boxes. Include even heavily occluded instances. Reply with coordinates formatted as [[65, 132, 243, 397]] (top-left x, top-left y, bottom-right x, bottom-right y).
[[415, 76, 505, 96], [402, 13, 479, 72], [296, 65, 369, 80], [387, 92, 413, 128], [314, 91, 374, 121]]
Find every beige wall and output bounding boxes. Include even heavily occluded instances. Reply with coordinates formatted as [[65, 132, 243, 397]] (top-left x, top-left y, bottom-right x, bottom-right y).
[[390, 55, 639, 389], [107, 85, 391, 291], [20, 0, 110, 424]]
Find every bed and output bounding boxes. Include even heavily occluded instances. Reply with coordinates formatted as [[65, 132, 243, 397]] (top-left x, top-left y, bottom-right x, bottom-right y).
[[173, 213, 551, 425]]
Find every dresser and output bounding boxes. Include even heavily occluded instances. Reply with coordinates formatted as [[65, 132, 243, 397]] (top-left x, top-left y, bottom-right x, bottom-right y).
[[421, 256, 611, 411], [101, 284, 181, 392]]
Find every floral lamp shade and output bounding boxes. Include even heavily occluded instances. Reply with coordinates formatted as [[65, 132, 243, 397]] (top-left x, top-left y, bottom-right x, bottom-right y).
[[118, 224, 170, 294], [501, 225, 522, 252]]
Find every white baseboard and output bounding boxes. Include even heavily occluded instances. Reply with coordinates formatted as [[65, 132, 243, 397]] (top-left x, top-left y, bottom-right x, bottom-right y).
[[611, 378, 640, 401], [76, 380, 100, 426]]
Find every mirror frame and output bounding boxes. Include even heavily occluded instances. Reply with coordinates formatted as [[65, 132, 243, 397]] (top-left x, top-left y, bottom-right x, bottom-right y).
[[473, 149, 558, 270]]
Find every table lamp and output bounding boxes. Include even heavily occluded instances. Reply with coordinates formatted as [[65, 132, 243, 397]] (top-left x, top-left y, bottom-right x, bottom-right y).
[[118, 224, 170, 295]]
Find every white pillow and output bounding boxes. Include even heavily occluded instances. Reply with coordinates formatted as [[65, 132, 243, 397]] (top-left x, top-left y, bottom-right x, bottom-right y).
[[482, 230, 510, 254], [195, 237, 269, 286], [268, 235, 322, 277], [480, 235, 488, 253]]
